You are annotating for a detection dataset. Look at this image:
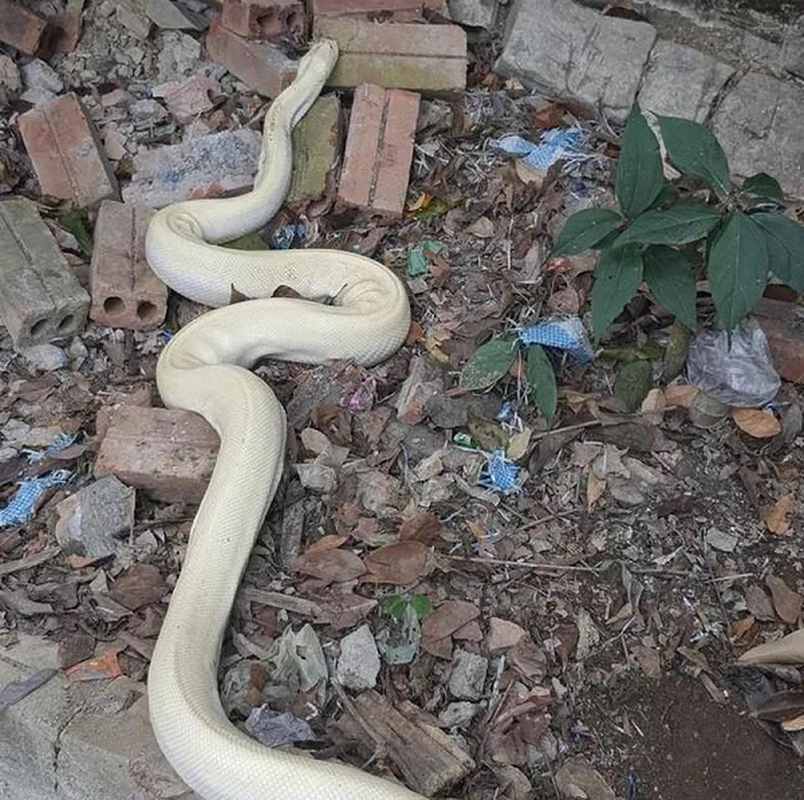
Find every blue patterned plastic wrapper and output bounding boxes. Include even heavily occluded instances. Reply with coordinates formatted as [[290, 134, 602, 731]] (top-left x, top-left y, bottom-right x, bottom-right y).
[[0, 470, 72, 527], [519, 316, 594, 364], [489, 126, 589, 172], [478, 450, 520, 495], [26, 433, 78, 464]]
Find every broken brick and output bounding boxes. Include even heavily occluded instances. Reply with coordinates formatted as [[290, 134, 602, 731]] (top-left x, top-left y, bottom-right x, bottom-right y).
[[0, 197, 89, 348], [206, 19, 297, 98], [94, 405, 219, 503], [754, 299, 804, 384], [221, 0, 306, 40], [90, 200, 167, 330], [339, 83, 420, 215], [314, 17, 466, 95], [18, 93, 119, 208], [0, 0, 48, 55]]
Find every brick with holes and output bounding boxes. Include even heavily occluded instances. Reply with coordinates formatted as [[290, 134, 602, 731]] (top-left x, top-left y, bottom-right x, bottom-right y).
[[221, 0, 306, 40], [0, 0, 48, 54], [0, 197, 89, 348], [206, 19, 297, 97], [314, 17, 466, 95], [94, 405, 220, 503], [339, 83, 420, 216], [89, 200, 167, 330], [18, 93, 119, 208]]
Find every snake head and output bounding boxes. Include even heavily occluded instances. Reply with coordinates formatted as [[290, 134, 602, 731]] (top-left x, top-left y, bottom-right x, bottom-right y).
[[297, 38, 339, 85]]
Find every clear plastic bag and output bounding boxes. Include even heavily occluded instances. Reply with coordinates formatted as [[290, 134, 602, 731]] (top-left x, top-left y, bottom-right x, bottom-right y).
[[686, 319, 780, 407]]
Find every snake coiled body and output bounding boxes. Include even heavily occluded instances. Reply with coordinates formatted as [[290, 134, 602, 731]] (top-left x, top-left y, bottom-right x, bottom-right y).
[[145, 40, 419, 800]]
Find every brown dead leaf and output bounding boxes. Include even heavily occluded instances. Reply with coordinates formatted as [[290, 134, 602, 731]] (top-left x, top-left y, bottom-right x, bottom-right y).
[[632, 644, 661, 678], [362, 541, 431, 585], [766, 574, 803, 625], [291, 548, 366, 586], [730, 615, 756, 642], [304, 534, 349, 555], [586, 471, 606, 511], [733, 408, 781, 439], [547, 286, 580, 315], [453, 619, 483, 642], [65, 651, 123, 682], [109, 564, 167, 611], [311, 590, 377, 630], [399, 512, 442, 544], [745, 584, 776, 621], [508, 638, 547, 682], [640, 389, 666, 425], [764, 494, 797, 536], [664, 384, 698, 408], [350, 517, 380, 543], [422, 600, 480, 641]]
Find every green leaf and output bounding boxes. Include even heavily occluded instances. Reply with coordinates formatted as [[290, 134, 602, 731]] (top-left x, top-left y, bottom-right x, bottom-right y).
[[382, 596, 408, 618], [614, 203, 721, 248], [591, 245, 644, 341], [643, 245, 697, 330], [223, 232, 269, 250], [616, 107, 665, 218], [409, 594, 434, 619], [707, 212, 768, 330], [459, 338, 518, 391], [648, 182, 679, 210], [525, 345, 557, 420], [742, 173, 783, 201], [657, 115, 731, 196], [615, 360, 653, 413], [753, 212, 804, 292], [59, 209, 93, 258], [554, 208, 622, 255]]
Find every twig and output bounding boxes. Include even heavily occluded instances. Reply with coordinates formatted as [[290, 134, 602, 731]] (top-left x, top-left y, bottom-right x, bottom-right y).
[[529, 419, 603, 441], [446, 555, 599, 575], [0, 546, 60, 578]]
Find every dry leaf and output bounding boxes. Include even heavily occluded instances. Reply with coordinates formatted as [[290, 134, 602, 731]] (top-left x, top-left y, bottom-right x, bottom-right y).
[[733, 408, 781, 438], [304, 534, 349, 555], [398, 512, 442, 544], [730, 616, 756, 642], [781, 713, 804, 732], [109, 564, 167, 610], [766, 574, 803, 625], [421, 600, 480, 641], [664, 384, 698, 408], [586, 471, 606, 511], [745, 584, 776, 621], [362, 541, 431, 585], [640, 389, 666, 425], [65, 651, 123, 682], [739, 629, 804, 665], [291, 548, 366, 586], [764, 494, 797, 536]]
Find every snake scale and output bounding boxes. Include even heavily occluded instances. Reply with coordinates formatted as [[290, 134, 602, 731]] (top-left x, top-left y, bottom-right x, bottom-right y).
[[145, 39, 422, 800]]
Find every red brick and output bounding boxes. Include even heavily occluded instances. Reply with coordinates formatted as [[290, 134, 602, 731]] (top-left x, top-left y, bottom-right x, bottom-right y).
[[0, 0, 47, 55], [314, 17, 466, 95], [18, 93, 119, 208], [753, 299, 804, 384], [206, 19, 297, 97], [339, 83, 420, 215], [309, 0, 445, 18], [94, 405, 219, 503], [90, 201, 167, 330], [221, 0, 306, 40]]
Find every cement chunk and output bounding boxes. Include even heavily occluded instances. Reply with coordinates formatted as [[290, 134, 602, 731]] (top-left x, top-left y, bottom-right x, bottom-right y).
[[638, 40, 734, 123], [496, 0, 656, 123]]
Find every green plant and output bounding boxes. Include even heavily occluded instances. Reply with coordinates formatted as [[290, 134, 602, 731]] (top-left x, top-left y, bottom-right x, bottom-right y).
[[382, 593, 434, 620], [554, 106, 804, 340]]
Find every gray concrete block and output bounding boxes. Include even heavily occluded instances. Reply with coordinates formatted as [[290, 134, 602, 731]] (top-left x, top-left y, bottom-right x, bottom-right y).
[[448, 0, 497, 29], [495, 0, 656, 122], [0, 198, 90, 349], [711, 71, 804, 199], [638, 40, 734, 123]]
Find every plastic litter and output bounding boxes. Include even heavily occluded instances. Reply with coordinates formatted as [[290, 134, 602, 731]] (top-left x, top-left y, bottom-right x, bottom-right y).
[[348, 376, 377, 412], [478, 449, 520, 495], [687, 319, 780, 407], [245, 706, 316, 747], [0, 470, 72, 527], [271, 222, 307, 250], [489, 125, 592, 173], [25, 432, 78, 464], [565, 179, 609, 213], [407, 240, 446, 277], [519, 316, 594, 364]]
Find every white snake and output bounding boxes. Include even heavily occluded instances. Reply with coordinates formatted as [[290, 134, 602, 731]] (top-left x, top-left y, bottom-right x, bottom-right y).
[[144, 39, 421, 800]]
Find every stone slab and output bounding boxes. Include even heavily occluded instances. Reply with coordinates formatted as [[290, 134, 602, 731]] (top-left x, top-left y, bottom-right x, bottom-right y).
[[447, 0, 497, 29], [638, 39, 734, 123], [496, 0, 656, 123], [711, 71, 804, 199], [288, 94, 342, 204]]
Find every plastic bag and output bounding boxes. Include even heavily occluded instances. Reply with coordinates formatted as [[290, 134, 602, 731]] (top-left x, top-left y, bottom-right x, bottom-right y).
[[686, 319, 780, 407]]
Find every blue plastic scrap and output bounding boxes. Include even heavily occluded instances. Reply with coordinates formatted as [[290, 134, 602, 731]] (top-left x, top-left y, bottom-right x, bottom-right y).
[[519, 316, 594, 364], [489, 125, 590, 172], [478, 449, 520, 495], [26, 433, 78, 464], [0, 470, 72, 528]]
